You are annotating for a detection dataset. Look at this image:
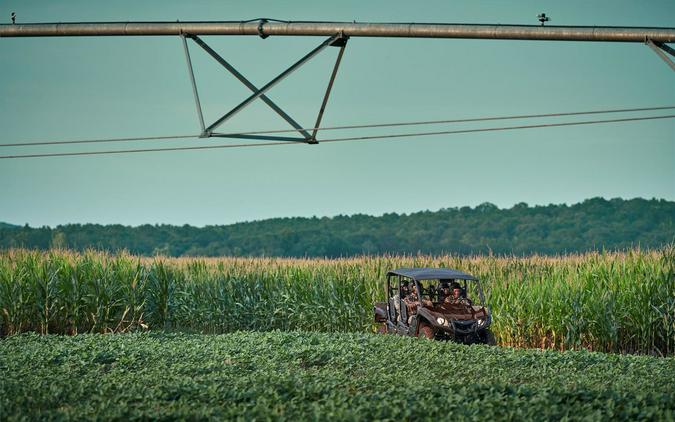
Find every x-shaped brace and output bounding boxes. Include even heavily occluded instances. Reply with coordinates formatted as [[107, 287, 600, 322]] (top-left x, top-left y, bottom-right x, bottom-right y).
[[180, 33, 349, 144]]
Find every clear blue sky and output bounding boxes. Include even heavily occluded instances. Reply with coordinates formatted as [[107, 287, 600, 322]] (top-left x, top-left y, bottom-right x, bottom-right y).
[[1, 0, 673, 227]]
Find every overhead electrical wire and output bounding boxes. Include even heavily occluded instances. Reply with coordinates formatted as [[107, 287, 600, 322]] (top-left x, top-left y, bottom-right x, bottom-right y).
[[1, 114, 672, 159], [320, 114, 675, 143], [1, 105, 673, 148], [0, 134, 199, 148], [210, 105, 675, 138]]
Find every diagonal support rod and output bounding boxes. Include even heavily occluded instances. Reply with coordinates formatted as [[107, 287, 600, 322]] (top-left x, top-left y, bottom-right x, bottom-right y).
[[654, 41, 675, 57], [204, 33, 342, 135], [180, 34, 206, 134], [188, 34, 312, 140], [646, 39, 675, 72], [311, 38, 348, 143]]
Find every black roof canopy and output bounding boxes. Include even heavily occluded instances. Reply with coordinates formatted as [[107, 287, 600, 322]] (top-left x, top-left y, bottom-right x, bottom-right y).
[[387, 268, 478, 281]]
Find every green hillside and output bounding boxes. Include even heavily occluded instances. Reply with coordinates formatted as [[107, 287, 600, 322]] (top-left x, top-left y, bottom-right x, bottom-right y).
[[1, 197, 673, 257]]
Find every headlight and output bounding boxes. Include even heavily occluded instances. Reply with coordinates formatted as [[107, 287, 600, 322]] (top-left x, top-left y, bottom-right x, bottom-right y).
[[436, 317, 446, 325], [477, 318, 485, 326]]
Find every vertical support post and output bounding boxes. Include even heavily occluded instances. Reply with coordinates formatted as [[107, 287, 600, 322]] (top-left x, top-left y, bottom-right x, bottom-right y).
[[181, 34, 206, 135], [311, 37, 348, 144]]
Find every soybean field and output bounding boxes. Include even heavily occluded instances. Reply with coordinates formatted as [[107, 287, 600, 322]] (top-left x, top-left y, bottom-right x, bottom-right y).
[[1, 247, 673, 355], [1, 331, 673, 420]]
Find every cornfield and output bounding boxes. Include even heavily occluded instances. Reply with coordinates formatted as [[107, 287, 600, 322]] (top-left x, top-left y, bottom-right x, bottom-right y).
[[0, 247, 673, 355]]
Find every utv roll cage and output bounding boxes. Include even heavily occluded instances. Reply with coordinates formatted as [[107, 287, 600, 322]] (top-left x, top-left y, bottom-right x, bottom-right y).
[[375, 267, 495, 344]]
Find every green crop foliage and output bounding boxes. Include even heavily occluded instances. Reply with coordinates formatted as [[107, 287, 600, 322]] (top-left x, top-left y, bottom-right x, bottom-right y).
[[0, 332, 673, 421], [0, 247, 673, 355]]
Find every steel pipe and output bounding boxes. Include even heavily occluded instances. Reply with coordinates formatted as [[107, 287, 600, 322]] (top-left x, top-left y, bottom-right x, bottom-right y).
[[1, 21, 674, 42]]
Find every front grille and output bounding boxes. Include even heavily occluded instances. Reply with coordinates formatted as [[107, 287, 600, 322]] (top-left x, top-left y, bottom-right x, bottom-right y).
[[452, 320, 476, 333]]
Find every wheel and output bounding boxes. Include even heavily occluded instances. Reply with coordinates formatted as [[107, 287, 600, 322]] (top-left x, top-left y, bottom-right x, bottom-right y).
[[418, 322, 435, 339], [481, 329, 496, 345]]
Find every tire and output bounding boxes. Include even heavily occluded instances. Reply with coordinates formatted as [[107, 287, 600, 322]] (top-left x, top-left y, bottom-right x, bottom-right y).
[[418, 322, 435, 340], [481, 329, 497, 346]]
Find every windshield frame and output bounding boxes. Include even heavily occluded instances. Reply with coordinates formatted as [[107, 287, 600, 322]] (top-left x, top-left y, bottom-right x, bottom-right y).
[[414, 278, 485, 307]]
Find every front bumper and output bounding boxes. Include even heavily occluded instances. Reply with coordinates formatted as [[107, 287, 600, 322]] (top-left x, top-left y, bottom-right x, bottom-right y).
[[418, 308, 491, 335]]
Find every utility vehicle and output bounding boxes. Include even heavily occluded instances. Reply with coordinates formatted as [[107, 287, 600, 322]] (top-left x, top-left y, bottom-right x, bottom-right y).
[[374, 268, 495, 344]]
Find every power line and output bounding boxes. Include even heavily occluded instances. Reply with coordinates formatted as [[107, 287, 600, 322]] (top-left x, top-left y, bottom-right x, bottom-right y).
[[1, 114, 672, 160], [1, 105, 673, 148], [319, 114, 675, 144], [0, 134, 198, 148], [212, 105, 675, 137]]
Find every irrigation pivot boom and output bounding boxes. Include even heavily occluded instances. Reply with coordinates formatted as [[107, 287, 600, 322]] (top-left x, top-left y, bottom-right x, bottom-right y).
[[2, 20, 674, 143], [2, 21, 675, 41]]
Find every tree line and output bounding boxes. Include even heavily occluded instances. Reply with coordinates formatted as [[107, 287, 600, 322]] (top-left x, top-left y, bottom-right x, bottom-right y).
[[1, 197, 672, 257]]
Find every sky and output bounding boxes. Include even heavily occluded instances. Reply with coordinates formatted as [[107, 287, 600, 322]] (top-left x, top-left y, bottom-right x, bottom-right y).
[[0, 0, 673, 227]]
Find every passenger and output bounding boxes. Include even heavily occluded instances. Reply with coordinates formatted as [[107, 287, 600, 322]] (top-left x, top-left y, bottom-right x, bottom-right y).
[[393, 281, 410, 322], [417, 285, 433, 308], [401, 284, 416, 323], [400, 281, 410, 298], [404, 284, 432, 317], [438, 281, 451, 303]]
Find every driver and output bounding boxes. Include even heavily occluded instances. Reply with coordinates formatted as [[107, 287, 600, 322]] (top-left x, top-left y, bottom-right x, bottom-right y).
[[444, 282, 471, 305]]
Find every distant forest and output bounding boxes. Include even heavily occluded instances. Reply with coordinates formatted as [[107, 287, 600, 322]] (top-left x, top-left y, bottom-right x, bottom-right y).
[[1, 198, 673, 257]]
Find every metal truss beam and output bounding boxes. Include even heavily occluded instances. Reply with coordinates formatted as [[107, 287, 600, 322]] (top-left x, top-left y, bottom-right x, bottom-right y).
[[204, 33, 341, 135], [180, 33, 347, 142], [188, 35, 312, 141]]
